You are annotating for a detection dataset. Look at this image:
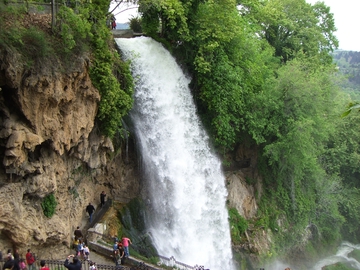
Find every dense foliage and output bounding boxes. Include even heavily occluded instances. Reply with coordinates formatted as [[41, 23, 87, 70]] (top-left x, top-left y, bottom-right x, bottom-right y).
[[333, 51, 360, 99]]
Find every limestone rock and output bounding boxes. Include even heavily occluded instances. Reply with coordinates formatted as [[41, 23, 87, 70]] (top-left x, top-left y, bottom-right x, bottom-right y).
[[226, 171, 258, 219], [0, 48, 140, 257]]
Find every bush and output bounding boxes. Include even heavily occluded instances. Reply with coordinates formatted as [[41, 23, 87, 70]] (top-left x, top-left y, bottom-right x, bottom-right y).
[[229, 207, 248, 245], [41, 193, 57, 218], [129, 16, 142, 33]]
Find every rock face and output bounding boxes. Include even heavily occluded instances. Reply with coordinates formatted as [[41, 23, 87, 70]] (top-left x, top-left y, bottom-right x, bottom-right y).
[[0, 48, 140, 257]]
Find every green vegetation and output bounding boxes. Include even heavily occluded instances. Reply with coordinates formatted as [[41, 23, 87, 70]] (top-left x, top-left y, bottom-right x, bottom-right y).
[[129, 16, 142, 32], [229, 208, 248, 245], [41, 194, 57, 218], [322, 263, 354, 270]]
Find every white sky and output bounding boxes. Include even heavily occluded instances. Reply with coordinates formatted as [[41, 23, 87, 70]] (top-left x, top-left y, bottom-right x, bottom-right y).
[[306, 0, 360, 51], [110, 2, 139, 24], [110, 0, 360, 52]]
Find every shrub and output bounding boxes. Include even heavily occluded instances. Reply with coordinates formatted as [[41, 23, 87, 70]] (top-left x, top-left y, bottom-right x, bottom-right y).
[[129, 16, 142, 33], [229, 207, 248, 244], [41, 193, 57, 218]]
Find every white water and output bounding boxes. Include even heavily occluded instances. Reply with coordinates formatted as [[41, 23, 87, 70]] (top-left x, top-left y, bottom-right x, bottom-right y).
[[312, 242, 360, 270], [116, 37, 235, 270]]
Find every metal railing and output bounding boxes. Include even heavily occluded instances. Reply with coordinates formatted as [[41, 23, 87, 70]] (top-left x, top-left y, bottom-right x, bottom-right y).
[[157, 255, 209, 270], [32, 259, 135, 270], [38, 259, 208, 270]]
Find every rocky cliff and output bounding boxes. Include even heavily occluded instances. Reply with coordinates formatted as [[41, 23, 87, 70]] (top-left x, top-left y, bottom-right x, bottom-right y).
[[0, 43, 140, 257]]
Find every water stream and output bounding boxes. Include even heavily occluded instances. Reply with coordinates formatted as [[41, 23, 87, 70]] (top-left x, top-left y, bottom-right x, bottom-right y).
[[116, 37, 235, 270]]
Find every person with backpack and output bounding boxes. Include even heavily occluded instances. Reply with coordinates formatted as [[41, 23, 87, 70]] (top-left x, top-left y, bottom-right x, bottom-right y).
[[25, 250, 35, 270]]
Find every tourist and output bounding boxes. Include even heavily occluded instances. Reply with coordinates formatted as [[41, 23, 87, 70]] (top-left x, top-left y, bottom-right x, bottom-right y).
[[112, 250, 121, 266], [3, 259, 14, 270], [4, 253, 19, 270], [73, 227, 83, 241], [6, 250, 13, 260], [25, 250, 35, 270], [39, 260, 50, 270], [19, 259, 26, 270], [89, 261, 96, 270], [112, 242, 118, 252], [86, 203, 95, 223], [76, 240, 84, 258], [83, 245, 90, 261], [64, 255, 81, 270], [121, 236, 132, 257], [13, 250, 19, 261], [118, 244, 125, 265], [100, 191, 106, 207]]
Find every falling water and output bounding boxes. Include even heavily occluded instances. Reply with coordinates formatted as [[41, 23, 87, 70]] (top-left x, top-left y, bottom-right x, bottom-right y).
[[116, 37, 235, 270]]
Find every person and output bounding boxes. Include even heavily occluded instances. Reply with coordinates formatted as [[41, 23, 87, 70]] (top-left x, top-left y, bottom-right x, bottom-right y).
[[76, 241, 83, 258], [89, 261, 96, 270], [25, 250, 35, 270], [100, 191, 106, 207], [118, 244, 125, 265], [112, 242, 118, 252], [121, 236, 132, 257], [3, 259, 14, 270], [86, 203, 95, 223], [4, 254, 19, 270], [40, 260, 50, 270], [19, 259, 26, 270], [83, 245, 90, 261], [110, 15, 116, 30], [64, 255, 81, 270], [7, 250, 13, 260], [72, 238, 79, 251], [74, 227, 83, 241], [112, 250, 121, 267], [13, 250, 19, 261]]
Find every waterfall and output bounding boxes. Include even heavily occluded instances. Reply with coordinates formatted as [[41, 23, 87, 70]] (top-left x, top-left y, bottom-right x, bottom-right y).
[[116, 37, 235, 270]]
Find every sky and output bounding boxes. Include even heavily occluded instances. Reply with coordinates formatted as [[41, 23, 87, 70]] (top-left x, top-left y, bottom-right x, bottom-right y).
[[306, 0, 360, 51], [110, 0, 360, 52], [109, 2, 139, 24]]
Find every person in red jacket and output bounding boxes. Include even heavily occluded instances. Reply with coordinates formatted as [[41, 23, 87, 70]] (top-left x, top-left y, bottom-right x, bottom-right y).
[[25, 249, 36, 270]]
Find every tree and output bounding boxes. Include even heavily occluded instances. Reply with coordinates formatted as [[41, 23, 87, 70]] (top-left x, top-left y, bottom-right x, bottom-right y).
[[239, 0, 338, 65]]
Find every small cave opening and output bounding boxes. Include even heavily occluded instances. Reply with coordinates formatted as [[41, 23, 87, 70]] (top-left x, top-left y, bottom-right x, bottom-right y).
[[28, 140, 53, 162], [1, 85, 32, 127]]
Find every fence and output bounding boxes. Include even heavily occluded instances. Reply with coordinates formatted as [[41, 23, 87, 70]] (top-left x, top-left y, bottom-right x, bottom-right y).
[[157, 255, 208, 270], [39, 259, 208, 270]]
